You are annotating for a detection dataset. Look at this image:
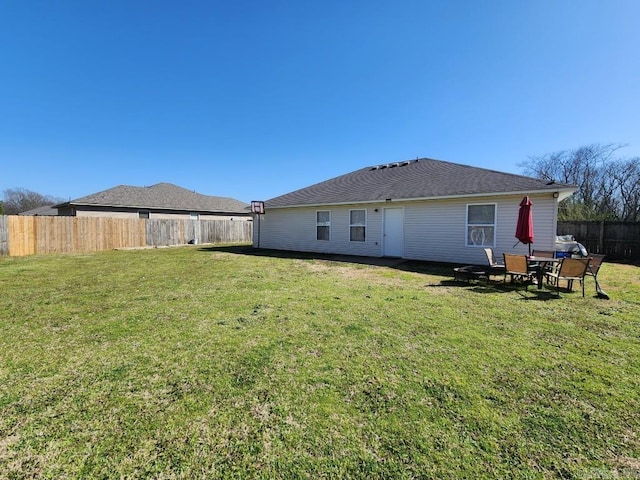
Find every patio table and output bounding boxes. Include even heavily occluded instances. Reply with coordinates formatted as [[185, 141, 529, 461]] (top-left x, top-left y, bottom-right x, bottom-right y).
[[526, 256, 560, 289]]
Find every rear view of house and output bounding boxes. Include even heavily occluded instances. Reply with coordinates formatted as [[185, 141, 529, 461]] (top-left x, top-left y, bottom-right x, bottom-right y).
[[253, 158, 576, 265]]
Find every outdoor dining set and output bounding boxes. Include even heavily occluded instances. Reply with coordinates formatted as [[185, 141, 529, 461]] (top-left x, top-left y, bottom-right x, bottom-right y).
[[453, 248, 607, 298], [453, 195, 608, 298], [484, 248, 607, 298]]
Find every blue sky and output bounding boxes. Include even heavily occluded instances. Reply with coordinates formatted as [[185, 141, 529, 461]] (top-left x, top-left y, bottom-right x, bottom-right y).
[[2, 0, 639, 203]]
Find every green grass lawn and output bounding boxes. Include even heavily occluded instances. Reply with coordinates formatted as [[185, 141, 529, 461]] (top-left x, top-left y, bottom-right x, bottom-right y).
[[1, 245, 639, 479]]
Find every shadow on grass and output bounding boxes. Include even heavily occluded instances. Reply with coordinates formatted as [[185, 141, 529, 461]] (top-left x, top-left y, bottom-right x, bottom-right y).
[[439, 277, 564, 300], [198, 245, 455, 276], [199, 245, 569, 300]]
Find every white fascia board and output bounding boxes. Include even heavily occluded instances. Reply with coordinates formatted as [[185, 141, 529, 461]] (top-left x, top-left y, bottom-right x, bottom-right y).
[[266, 187, 577, 210]]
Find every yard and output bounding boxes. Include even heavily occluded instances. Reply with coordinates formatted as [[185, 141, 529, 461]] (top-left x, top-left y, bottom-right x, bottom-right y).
[[1, 245, 639, 479]]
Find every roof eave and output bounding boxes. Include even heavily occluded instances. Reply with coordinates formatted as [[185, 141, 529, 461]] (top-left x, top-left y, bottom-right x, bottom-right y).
[[265, 187, 577, 209]]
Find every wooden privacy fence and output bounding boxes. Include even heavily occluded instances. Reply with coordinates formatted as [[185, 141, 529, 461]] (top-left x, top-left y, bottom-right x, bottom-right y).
[[0, 216, 8, 256], [146, 218, 252, 247], [0, 216, 252, 257], [557, 220, 640, 262]]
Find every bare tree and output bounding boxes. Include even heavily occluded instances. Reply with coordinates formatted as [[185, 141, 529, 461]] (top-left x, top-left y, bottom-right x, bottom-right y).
[[1, 188, 65, 215], [520, 144, 640, 221], [612, 157, 640, 221]]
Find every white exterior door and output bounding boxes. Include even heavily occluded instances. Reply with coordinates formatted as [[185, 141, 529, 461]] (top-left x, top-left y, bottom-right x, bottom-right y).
[[383, 208, 404, 257]]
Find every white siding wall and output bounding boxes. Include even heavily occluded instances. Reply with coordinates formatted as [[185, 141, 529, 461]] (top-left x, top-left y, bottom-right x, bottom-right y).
[[255, 206, 382, 256], [404, 198, 465, 263], [403, 193, 557, 264], [256, 192, 559, 264], [75, 210, 137, 219]]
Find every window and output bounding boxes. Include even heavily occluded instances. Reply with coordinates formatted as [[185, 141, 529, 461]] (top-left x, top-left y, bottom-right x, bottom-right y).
[[466, 204, 496, 246], [350, 209, 366, 242], [138, 210, 150, 219], [316, 211, 330, 240], [190, 212, 200, 220]]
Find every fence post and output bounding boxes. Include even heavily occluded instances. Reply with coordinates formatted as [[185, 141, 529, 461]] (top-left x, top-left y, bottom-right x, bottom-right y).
[[599, 221, 605, 253]]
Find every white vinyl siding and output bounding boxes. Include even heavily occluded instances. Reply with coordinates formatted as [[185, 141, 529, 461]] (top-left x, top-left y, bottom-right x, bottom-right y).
[[404, 199, 465, 263], [404, 195, 557, 264], [255, 193, 558, 265], [256, 206, 381, 256]]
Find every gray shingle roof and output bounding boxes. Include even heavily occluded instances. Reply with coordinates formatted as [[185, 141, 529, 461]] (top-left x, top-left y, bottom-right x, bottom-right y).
[[18, 205, 59, 216], [58, 183, 249, 213], [265, 158, 575, 208]]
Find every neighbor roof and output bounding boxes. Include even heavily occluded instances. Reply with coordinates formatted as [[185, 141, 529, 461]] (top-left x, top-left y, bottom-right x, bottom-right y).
[[18, 205, 59, 216], [56, 183, 249, 213], [265, 158, 576, 208]]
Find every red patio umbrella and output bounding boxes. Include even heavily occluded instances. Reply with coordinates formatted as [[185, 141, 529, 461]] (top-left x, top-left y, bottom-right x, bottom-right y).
[[515, 196, 534, 255]]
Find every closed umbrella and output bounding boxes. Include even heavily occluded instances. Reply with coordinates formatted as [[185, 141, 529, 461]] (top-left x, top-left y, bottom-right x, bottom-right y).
[[515, 196, 534, 255]]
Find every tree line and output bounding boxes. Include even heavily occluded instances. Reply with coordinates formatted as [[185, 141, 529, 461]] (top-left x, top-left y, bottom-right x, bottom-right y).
[[0, 188, 65, 215], [520, 144, 640, 221]]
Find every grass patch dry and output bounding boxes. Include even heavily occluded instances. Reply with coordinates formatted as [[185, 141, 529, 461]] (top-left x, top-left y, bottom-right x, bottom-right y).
[[1, 245, 639, 478]]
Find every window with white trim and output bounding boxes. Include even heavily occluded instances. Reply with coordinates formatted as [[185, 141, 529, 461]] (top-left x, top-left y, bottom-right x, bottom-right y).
[[350, 209, 366, 242], [316, 210, 330, 241], [466, 204, 496, 247], [190, 212, 200, 220]]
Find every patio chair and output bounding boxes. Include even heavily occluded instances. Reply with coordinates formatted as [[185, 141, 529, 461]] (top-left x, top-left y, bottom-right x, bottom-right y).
[[586, 254, 608, 298], [483, 248, 505, 276], [544, 257, 590, 297], [503, 253, 536, 290], [586, 254, 606, 280]]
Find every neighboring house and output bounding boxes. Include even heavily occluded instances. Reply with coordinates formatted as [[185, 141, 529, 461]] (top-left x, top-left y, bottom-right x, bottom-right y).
[[253, 158, 576, 265], [55, 183, 250, 220], [18, 205, 59, 216]]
